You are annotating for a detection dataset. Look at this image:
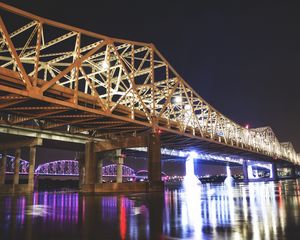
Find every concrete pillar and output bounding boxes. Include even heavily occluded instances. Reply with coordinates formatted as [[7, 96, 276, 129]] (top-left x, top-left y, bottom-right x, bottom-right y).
[[148, 132, 161, 183], [28, 146, 36, 192], [247, 165, 254, 179], [78, 152, 85, 189], [97, 159, 103, 183], [243, 161, 249, 183], [295, 166, 299, 178], [271, 163, 278, 181], [0, 150, 7, 184], [116, 150, 124, 183], [83, 141, 96, 191], [13, 149, 21, 185], [291, 165, 296, 178]]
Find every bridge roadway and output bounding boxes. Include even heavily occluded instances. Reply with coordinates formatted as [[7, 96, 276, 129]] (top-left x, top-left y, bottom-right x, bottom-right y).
[[0, 3, 299, 193]]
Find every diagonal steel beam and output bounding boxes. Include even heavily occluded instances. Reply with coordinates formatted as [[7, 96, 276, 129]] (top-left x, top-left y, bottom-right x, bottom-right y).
[[0, 17, 32, 89], [41, 40, 107, 93]]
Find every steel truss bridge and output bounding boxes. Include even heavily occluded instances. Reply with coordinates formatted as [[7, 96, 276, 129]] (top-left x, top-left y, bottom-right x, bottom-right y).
[[1, 155, 136, 177], [0, 154, 279, 180], [0, 3, 298, 164]]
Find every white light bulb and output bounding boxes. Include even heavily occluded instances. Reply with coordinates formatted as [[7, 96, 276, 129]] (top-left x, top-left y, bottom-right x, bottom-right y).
[[174, 96, 182, 104], [102, 61, 109, 70]]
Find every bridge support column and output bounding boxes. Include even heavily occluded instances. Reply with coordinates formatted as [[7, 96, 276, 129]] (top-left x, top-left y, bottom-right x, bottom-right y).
[[270, 163, 278, 181], [28, 146, 36, 192], [0, 151, 7, 184], [290, 165, 296, 179], [148, 132, 163, 191], [97, 159, 103, 184], [295, 166, 300, 178], [13, 149, 21, 185], [82, 141, 96, 192], [78, 152, 85, 189], [116, 150, 124, 183], [243, 161, 249, 183]]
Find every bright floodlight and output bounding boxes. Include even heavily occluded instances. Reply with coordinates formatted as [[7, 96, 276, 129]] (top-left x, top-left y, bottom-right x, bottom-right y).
[[189, 151, 198, 158], [102, 60, 109, 70], [185, 104, 191, 110], [174, 96, 182, 104]]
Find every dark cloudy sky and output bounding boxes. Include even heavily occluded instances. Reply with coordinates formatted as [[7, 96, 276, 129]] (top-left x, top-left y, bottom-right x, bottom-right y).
[[2, 0, 300, 152]]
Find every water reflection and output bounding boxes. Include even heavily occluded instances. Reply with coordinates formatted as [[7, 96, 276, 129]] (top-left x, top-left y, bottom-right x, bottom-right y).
[[0, 180, 300, 239]]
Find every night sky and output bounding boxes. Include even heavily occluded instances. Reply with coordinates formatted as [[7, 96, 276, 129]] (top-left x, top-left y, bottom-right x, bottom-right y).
[[2, 0, 299, 162]]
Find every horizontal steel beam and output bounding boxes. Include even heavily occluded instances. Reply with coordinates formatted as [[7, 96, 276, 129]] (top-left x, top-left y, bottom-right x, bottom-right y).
[[0, 124, 92, 144], [0, 137, 42, 150]]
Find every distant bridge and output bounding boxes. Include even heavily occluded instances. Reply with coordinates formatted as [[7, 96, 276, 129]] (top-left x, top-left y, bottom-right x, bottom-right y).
[[2, 156, 136, 177], [136, 169, 168, 181]]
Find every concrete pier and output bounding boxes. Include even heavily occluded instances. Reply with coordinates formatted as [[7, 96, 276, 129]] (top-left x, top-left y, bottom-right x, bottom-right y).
[[0, 150, 7, 184], [13, 149, 21, 185], [116, 150, 124, 183], [28, 146, 36, 193], [147, 132, 164, 191], [97, 159, 103, 184], [82, 141, 96, 192], [271, 163, 278, 181], [243, 161, 249, 183], [78, 152, 85, 189]]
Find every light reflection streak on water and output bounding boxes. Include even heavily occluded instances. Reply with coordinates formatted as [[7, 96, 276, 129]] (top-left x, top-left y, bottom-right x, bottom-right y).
[[242, 186, 248, 221], [119, 197, 126, 240], [258, 183, 270, 240], [185, 185, 202, 239], [165, 181, 293, 239], [278, 182, 286, 234], [296, 181, 300, 225], [249, 183, 260, 240], [182, 154, 202, 239], [269, 182, 278, 238], [226, 183, 235, 225]]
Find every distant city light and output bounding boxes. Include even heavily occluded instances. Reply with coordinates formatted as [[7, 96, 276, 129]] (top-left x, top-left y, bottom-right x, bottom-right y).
[[245, 124, 249, 129]]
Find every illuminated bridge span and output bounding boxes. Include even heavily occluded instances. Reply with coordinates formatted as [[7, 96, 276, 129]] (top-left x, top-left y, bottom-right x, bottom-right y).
[[0, 3, 298, 165], [35, 160, 79, 176], [3, 156, 136, 177], [36, 161, 135, 177], [0, 154, 29, 174], [102, 164, 135, 177]]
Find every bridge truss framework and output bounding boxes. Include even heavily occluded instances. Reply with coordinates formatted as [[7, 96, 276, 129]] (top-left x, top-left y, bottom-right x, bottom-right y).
[[0, 2, 298, 165]]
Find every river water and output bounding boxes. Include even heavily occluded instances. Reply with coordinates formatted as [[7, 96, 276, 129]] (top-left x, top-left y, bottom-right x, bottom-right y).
[[0, 180, 300, 240]]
